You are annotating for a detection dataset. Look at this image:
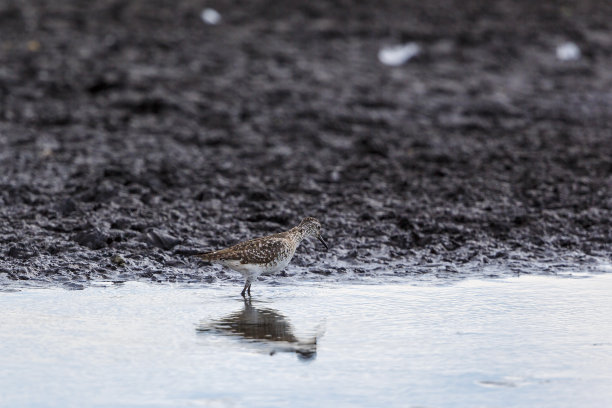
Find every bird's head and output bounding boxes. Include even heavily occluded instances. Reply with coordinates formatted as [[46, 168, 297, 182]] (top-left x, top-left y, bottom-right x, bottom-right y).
[[298, 217, 328, 250]]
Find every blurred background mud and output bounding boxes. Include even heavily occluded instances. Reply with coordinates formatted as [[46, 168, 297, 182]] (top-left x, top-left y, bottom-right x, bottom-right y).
[[0, 0, 610, 286]]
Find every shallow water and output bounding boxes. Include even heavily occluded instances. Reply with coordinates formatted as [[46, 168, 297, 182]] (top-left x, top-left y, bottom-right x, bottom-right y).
[[1, 274, 611, 408]]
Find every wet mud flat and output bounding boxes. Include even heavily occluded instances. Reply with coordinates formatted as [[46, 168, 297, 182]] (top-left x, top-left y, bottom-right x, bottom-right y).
[[1, 275, 612, 407], [0, 0, 611, 286]]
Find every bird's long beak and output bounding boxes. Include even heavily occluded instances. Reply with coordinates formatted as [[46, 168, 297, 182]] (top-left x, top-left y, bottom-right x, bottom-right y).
[[318, 235, 329, 250]]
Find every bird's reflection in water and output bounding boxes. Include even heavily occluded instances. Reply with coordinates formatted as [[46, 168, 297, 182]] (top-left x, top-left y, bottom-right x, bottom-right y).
[[196, 299, 320, 361]]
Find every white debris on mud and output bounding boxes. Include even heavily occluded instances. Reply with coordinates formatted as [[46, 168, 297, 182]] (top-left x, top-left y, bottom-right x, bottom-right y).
[[201, 8, 221, 25], [556, 42, 581, 61], [378, 43, 421, 66]]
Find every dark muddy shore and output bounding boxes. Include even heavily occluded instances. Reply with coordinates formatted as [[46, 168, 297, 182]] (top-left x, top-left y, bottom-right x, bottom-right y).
[[1, 0, 610, 287]]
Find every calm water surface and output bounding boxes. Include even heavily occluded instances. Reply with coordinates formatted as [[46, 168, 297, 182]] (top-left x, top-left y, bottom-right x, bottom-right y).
[[1, 274, 611, 407]]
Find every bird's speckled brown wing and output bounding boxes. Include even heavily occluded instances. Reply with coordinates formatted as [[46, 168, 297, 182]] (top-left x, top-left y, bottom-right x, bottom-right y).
[[199, 234, 292, 265]]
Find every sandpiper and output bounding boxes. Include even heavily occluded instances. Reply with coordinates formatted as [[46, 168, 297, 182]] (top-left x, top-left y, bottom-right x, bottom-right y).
[[197, 217, 328, 297]]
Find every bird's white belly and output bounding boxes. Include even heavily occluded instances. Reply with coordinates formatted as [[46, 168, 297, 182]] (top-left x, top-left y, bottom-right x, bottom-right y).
[[221, 255, 294, 280]]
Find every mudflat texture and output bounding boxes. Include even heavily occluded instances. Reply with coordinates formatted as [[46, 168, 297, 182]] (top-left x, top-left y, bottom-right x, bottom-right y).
[[1, 0, 611, 286]]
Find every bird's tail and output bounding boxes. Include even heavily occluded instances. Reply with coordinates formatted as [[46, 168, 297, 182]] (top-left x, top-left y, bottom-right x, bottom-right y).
[[197, 252, 215, 261], [196, 250, 226, 262]]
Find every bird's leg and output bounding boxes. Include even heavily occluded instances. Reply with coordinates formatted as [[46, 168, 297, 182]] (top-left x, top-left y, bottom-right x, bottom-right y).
[[247, 282, 251, 296], [241, 279, 251, 298]]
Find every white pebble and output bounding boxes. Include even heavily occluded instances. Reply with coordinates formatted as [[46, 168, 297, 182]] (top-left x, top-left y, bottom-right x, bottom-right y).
[[556, 42, 580, 61], [378, 43, 421, 66], [201, 8, 221, 25]]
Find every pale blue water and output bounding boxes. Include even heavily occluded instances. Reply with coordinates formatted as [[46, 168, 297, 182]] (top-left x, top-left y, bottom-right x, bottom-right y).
[[1, 274, 611, 407]]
